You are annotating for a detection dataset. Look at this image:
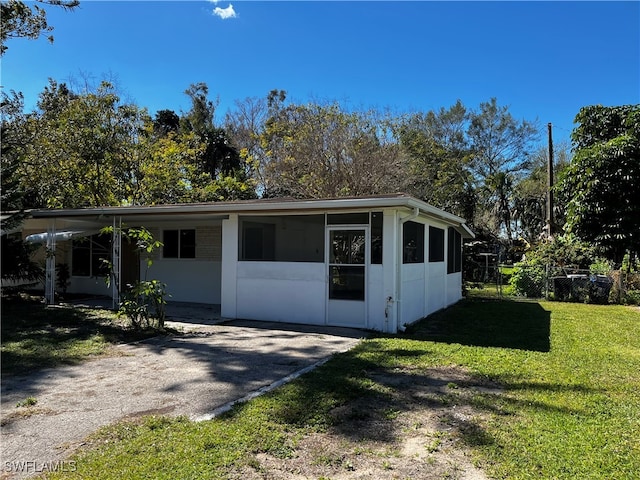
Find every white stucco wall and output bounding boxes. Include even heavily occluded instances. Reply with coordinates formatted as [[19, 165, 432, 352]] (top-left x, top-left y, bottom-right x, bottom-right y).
[[147, 260, 221, 304], [236, 262, 326, 324], [401, 263, 426, 327], [426, 261, 447, 315], [367, 264, 385, 331], [446, 272, 463, 306]]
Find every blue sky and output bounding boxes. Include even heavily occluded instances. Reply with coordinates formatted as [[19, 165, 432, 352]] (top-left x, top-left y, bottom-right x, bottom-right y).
[[3, 1, 639, 146]]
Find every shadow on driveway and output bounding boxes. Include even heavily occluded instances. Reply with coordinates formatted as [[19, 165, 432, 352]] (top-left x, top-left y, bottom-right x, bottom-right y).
[[1, 319, 365, 479]]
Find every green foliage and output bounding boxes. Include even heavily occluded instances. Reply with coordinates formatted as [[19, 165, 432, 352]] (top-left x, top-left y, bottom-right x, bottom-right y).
[[55, 263, 70, 294], [509, 263, 545, 297], [559, 104, 640, 262], [16, 396, 37, 408], [118, 280, 168, 330], [101, 226, 168, 330], [260, 100, 405, 198], [397, 101, 476, 220], [4, 79, 256, 209], [509, 235, 601, 298], [467, 98, 539, 240], [0, 234, 43, 283], [20, 80, 149, 208], [589, 257, 614, 275]]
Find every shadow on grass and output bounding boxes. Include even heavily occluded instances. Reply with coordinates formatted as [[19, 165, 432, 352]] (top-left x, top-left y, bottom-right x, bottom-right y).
[[1, 295, 163, 376], [405, 296, 551, 352]]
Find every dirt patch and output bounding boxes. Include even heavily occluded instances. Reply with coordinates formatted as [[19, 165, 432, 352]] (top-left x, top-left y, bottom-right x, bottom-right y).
[[231, 366, 499, 479]]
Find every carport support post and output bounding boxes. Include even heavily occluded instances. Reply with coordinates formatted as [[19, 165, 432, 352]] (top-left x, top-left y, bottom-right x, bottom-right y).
[[44, 220, 56, 304], [111, 217, 122, 310]]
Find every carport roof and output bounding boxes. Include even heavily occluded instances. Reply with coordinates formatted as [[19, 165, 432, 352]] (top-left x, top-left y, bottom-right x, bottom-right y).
[[26, 193, 475, 238]]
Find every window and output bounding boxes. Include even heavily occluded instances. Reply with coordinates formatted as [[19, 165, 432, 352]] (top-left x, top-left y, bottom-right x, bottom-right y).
[[371, 211, 383, 264], [71, 234, 111, 277], [447, 227, 462, 273], [239, 215, 324, 262], [327, 212, 369, 225], [241, 222, 275, 260], [403, 221, 424, 264], [429, 226, 445, 263], [163, 229, 196, 258]]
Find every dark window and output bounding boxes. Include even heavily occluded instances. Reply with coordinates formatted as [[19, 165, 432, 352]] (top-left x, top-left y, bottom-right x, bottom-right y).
[[447, 227, 462, 273], [371, 211, 383, 264], [403, 221, 425, 264], [241, 222, 275, 260], [327, 212, 369, 225], [163, 230, 179, 258], [72, 234, 110, 277], [239, 215, 324, 262], [180, 229, 196, 258], [163, 229, 196, 258], [429, 226, 445, 263], [71, 238, 90, 277]]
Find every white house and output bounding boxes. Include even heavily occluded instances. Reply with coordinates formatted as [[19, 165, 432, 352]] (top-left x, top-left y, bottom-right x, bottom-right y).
[[20, 194, 474, 333]]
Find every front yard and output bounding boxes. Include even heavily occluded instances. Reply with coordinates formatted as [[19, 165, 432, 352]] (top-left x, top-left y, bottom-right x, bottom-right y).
[[4, 295, 639, 479]]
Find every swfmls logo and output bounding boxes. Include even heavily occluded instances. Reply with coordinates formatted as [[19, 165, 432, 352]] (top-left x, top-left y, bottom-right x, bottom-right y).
[[3, 460, 77, 473]]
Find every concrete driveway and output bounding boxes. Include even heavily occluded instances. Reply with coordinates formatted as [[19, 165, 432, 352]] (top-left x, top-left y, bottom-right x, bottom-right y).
[[0, 319, 364, 479]]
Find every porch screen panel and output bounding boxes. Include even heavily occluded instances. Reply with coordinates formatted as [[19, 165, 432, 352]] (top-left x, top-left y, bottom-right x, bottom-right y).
[[429, 226, 445, 263], [71, 238, 91, 276], [239, 215, 324, 262]]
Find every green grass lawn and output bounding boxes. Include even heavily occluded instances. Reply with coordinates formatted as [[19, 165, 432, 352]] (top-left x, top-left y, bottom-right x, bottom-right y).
[[36, 297, 640, 479], [1, 295, 161, 376]]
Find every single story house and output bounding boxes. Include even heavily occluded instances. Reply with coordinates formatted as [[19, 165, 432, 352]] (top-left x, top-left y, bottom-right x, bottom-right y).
[[19, 193, 474, 333]]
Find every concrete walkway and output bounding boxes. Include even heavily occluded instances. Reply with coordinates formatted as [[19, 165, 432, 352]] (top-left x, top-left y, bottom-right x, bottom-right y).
[[1, 319, 364, 479]]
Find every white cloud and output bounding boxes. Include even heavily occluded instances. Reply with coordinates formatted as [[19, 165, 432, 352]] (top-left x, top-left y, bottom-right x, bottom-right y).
[[213, 4, 237, 20]]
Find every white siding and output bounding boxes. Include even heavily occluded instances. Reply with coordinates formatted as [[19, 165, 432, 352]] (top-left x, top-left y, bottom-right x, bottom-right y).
[[446, 272, 463, 306], [426, 261, 447, 315], [367, 264, 385, 331], [401, 263, 425, 327], [236, 262, 325, 324], [147, 260, 221, 304]]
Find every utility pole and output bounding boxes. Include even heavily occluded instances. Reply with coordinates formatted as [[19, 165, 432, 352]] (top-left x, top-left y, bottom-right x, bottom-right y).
[[546, 123, 554, 239]]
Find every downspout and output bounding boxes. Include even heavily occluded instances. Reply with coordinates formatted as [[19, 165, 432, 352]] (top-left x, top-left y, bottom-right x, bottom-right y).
[[396, 207, 420, 333]]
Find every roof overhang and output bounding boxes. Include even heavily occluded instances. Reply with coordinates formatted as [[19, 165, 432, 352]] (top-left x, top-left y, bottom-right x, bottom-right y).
[[25, 194, 475, 238]]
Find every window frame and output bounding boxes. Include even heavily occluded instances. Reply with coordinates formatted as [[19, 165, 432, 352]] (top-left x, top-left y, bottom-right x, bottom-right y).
[[163, 229, 197, 259], [403, 221, 425, 264], [71, 234, 111, 277], [447, 227, 462, 273], [428, 226, 445, 263]]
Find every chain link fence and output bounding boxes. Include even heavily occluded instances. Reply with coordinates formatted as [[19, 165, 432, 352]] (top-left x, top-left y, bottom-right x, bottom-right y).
[[464, 256, 640, 305]]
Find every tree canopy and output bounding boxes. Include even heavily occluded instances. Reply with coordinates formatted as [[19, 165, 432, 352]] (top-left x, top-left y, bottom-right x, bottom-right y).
[[4, 76, 598, 258], [558, 104, 640, 263]]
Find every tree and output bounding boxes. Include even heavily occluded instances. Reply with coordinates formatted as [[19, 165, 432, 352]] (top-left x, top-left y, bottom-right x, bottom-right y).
[[1, 90, 30, 223], [396, 100, 476, 220], [467, 98, 539, 242], [259, 99, 405, 198], [18, 80, 149, 208], [225, 94, 272, 191], [0, 0, 79, 55], [558, 104, 640, 263], [152, 109, 180, 137], [180, 83, 254, 200]]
